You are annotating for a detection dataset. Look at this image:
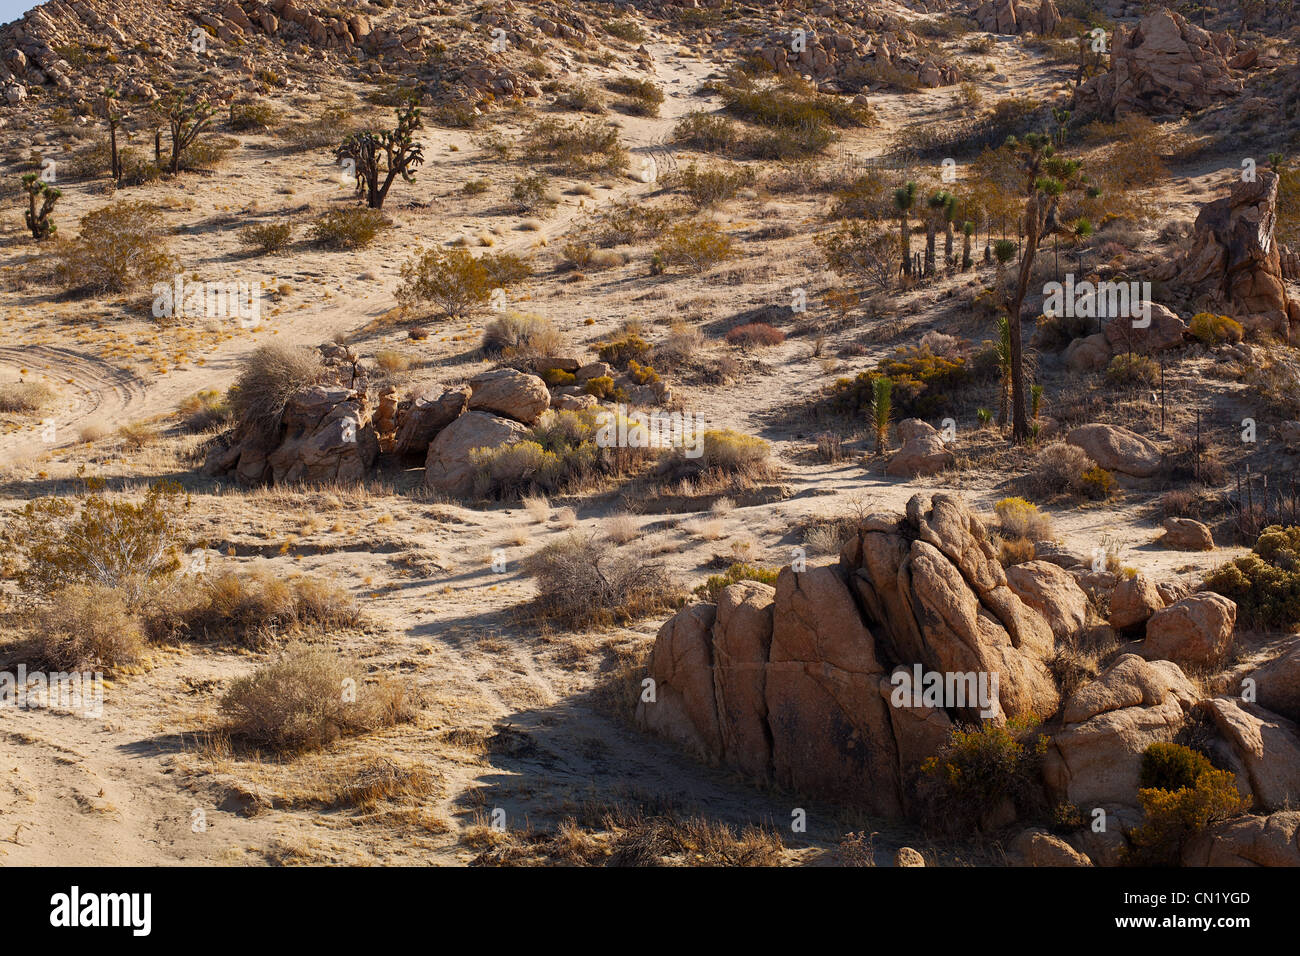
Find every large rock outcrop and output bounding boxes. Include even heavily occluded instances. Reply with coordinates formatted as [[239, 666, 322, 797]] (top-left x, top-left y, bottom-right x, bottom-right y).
[[1155, 170, 1300, 341], [1075, 9, 1247, 118], [1066, 423, 1162, 478], [423, 410, 531, 497], [971, 0, 1061, 37], [1182, 811, 1300, 866], [636, 494, 1060, 816]]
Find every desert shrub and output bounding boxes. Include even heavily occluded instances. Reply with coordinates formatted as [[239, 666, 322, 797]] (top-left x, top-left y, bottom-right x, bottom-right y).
[[524, 117, 627, 174], [1025, 441, 1093, 496], [676, 161, 755, 207], [511, 173, 558, 214], [726, 323, 785, 348], [582, 375, 626, 401], [180, 134, 238, 172], [717, 76, 871, 158], [673, 111, 741, 153], [1105, 352, 1159, 387], [238, 221, 293, 255], [522, 534, 681, 627], [597, 332, 652, 369], [374, 349, 411, 374], [654, 220, 736, 271], [310, 207, 390, 249], [828, 345, 968, 419], [817, 220, 899, 292], [53, 201, 176, 296], [178, 389, 232, 432], [603, 19, 647, 43], [1126, 742, 1250, 866], [606, 76, 664, 116], [626, 360, 660, 387], [701, 429, 771, 475], [397, 247, 530, 319], [481, 312, 564, 359], [1080, 465, 1116, 499], [463, 177, 490, 195], [918, 719, 1048, 835], [1189, 312, 1244, 346], [31, 584, 145, 670], [173, 569, 359, 647], [0, 381, 55, 414], [229, 97, 277, 131], [595, 200, 673, 246], [555, 82, 607, 114], [694, 562, 780, 601], [1204, 525, 1300, 629], [228, 342, 323, 438], [281, 105, 359, 150], [7, 482, 187, 609], [220, 643, 417, 751], [995, 497, 1053, 542], [541, 367, 576, 387]]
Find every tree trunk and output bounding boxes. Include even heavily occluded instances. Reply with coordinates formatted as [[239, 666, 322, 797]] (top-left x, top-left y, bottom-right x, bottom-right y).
[[900, 216, 911, 277], [1007, 197, 1042, 443], [924, 220, 936, 277]]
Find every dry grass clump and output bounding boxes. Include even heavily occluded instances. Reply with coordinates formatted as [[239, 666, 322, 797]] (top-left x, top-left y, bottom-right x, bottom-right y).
[[168, 569, 361, 647], [725, 322, 785, 348], [178, 389, 232, 432], [1024, 442, 1092, 496], [521, 534, 681, 628], [0, 381, 55, 414], [374, 349, 412, 375], [700, 429, 772, 476], [228, 343, 323, 438], [219, 643, 418, 752], [53, 201, 177, 296], [994, 497, 1054, 543], [654, 220, 736, 272], [480, 312, 564, 360], [310, 207, 390, 249], [31, 583, 145, 670]]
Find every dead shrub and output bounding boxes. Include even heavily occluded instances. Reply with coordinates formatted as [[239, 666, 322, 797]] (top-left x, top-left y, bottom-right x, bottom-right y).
[[522, 534, 681, 628], [53, 201, 177, 296], [31, 584, 145, 670], [228, 343, 323, 438]]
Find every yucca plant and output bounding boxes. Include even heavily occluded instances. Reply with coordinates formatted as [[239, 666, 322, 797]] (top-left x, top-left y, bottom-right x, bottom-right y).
[[961, 220, 975, 271], [870, 376, 892, 453], [994, 316, 1012, 427], [1030, 383, 1043, 420], [22, 172, 60, 240], [894, 182, 918, 278]]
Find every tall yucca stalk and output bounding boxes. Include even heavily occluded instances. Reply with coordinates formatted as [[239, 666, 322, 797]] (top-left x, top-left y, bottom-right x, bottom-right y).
[[894, 182, 917, 278]]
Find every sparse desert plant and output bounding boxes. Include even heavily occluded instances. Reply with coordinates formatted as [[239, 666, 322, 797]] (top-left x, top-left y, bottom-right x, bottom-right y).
[[1026, 441, 1093, 496], [374, 349, 411, 375], [153, 90, 216, 174], [220, 642, 417, 751], [870, 376, 892, 453], [694, 562, 780, 601], [310, 207, 390, 249], [512, 172, 558, 215], [53, 201, 176, 296], [238, 221, 293, 255], [918, 719, 1048, 836], [673, 111, 741, 153], [525, 117, 627, 174], [336, 100, 425, 209], [228, 343, 323, 439], [523, 494, 550, 523], [31, 583, 145, 670], [700, 429, 771, 475], [522, 534, 681, 627], [178, 389, 231, 432], [1106, 352, 1160, 388], [481, 312, 564, 359], [170, 569, 360, 646], [229, 97, 277, 131], [817, 220, 899, 293], [555, 82, 607, 114], [8, 482, 187, 609], [606, 76, 664, 116], [677, 161, 755, 207], [1204, 525, 1300, 630], [654, 220, 736, 271], [397, 247, 529, 319], [1125, 742, 1250, 866]]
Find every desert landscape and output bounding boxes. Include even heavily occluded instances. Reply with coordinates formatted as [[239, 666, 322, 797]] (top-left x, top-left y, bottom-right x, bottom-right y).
[[0, 0, 1298, 870]]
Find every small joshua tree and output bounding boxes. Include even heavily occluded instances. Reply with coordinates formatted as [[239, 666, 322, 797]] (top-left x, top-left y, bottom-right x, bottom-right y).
[[961, 220, 975, 271], [154, 91, 216, 175], [870, 376, 892, 453], [22, 172, 60, 240], [893, 181, 918, 278], [336, 100, 425, 210]]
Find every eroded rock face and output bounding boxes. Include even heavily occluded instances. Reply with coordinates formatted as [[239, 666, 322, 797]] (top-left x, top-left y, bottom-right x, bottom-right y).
[[1005, 560, 1090, 642], [1108, 574, 1164, 631], [1076, 9, 1246, 118], [1202, 697, 1300, 811], [467, 368, 551, 425], [635, 604, 723, 765], [972, 0, 1061, 36], [1011, 827, 1092, 866], [1251, 643, 1300, 723], [1066, 424, 1162, 478], [638, 494, 1060, 816], [1103, 303, 1186, 354], [1044, 654, 1197, 807], [1157, 170, 1298, 340], [393, 385, 470, 459]]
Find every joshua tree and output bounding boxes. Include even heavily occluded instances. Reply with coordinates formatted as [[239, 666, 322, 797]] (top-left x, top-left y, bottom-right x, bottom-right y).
[[924, 190, 949, 278], [999, 133, 1087, 443], [993, 315, 1012, 427], [893, 181, 918, 278], [154, 91, 216, 175], [336, 100, 425, 210], [22, 172, 60, 240], [961, 220, 975, 271], [1070, 217, 1094, 277], [942, 193, 958, 272], [870, 376, 892, 453], [102, 87, 124, 186]]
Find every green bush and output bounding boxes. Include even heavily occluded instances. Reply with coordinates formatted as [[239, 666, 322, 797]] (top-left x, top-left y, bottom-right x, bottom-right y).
[[310, 207, 390, 249], [1204, 525, 1300, 629], [677, 161, 755, 207], [54, 201, 177, 296], [524, 117, 627, 174], [1106, 353, 1159, 388], [597, 332, 652, 369], [1126, 742, 1250, 866], [239, 221, 293, 255], [1189, 312, 1244, 345], [830, 345, 969, 420], [229, 98, 277, 131], [654, 220, 736, 271], [396, 248, 530, 319], [673, 111, 741, 153]]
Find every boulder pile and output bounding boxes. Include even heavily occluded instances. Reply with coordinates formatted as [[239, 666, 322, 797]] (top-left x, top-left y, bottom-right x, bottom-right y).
[[1075, 9, 1249, 119], [970, 0, 1061, 37]]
